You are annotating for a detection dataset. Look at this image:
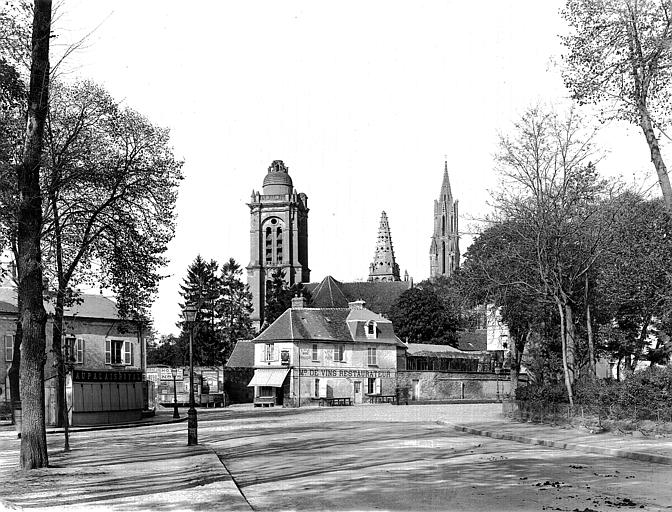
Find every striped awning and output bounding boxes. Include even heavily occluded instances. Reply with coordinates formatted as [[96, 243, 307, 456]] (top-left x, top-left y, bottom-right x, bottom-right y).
[[247, 368, 289, 388]]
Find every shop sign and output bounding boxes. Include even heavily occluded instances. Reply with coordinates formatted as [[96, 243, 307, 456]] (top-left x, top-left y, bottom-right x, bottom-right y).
[[159, 367, 184, 381], [297, 367, 394, 379]]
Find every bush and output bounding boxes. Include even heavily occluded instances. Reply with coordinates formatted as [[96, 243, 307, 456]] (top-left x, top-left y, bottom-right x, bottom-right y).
[[515, 381, 569, 403]]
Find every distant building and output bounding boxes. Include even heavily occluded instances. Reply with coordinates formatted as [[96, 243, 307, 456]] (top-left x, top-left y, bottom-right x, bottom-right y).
[[429, 161, 460, 279], [247, 160, 310, 329], [368, 211, 401, 282]]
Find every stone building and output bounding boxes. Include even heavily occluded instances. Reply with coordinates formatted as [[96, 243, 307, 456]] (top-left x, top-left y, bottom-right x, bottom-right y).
[[246, 296, 405, 407], [429, 162, 460, 278], [247, 160, 310, 328], [368, 211, 401, 282], [0, 287, 146, 426]]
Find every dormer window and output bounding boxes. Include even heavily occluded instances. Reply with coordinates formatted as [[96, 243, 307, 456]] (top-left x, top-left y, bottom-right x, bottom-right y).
[[365, 321, 377, 339]]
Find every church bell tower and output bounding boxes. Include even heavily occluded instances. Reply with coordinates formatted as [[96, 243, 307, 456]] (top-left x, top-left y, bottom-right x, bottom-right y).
[[429, 161, 459, 279], [247, 160, 309, 328]]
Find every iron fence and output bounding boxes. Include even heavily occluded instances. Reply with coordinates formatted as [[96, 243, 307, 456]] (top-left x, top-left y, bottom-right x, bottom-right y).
[[504, 400, 672, 424]]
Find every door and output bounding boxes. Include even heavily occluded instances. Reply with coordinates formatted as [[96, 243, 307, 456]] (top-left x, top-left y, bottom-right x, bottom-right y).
[[412, 379, 420, 401], [353, 381, 362, 404]]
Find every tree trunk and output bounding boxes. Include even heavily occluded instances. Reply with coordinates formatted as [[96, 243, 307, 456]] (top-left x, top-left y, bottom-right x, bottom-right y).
[[17, 0, 52, 470], [639, 109, 672, 211], [557, 299, 574, 406], [8, 311, 22, 406], [585, 274, 596, 376], [52, 287, 69, 449], [564, 302, 577, 384]]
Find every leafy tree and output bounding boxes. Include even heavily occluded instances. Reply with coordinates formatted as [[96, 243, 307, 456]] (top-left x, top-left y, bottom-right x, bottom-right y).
[[389, 287, 459, 346], [561, 0, 672, 210], [178, 255, 222, 365], [36, 80, 182, 439], [594, 194, 672, 375], [263, 268, 312, 327], [147, 334, 187, 367], [217, 258, 254, 363], [457, 219, 551, 391]]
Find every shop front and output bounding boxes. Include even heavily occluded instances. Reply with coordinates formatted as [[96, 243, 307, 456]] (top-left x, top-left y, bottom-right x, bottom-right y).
[[249, 367, 290, 407]]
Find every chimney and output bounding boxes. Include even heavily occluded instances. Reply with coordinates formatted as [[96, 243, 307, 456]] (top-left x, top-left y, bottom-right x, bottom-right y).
[[348, 300, 365, 310], [291, 294, 306, 309]]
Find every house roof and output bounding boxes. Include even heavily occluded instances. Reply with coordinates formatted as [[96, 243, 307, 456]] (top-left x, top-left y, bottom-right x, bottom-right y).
[[306, 275, 412, 317], [253, 306, 404, 346], [226, 340, 255, 368], [0, 287, 120, 320], [457, 329, 488, 351], [406, 343, 482, 359]]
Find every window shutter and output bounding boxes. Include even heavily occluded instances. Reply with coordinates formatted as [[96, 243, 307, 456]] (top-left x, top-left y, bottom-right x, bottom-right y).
[[5, 335, 13, 362], [105, 340, 111, 364], [130, 342, 134, 366], [124, 341, 131, 365], [375, 378, 381, 395], [319, 379, 328, 398], [76, 338, 84, 364]]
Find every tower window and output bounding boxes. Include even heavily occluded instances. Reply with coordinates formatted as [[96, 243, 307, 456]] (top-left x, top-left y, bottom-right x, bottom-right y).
[[276, 227, 283, 263], [442, 216, 445, 236]]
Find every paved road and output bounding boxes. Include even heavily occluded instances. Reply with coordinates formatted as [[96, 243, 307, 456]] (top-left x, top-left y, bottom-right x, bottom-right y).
[[203, 405, 672, 511]]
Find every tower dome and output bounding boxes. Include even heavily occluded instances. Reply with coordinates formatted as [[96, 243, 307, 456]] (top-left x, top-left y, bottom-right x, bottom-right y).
[[263, 159, 293, 194]]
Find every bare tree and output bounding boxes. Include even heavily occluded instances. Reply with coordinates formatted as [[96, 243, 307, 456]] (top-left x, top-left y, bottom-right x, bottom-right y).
[[561, 0, 672, 210], [493, 106, 615, 404], [16, 0, 51, 469]]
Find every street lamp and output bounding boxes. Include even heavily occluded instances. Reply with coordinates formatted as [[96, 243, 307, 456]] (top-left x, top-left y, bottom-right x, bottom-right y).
[[183, 303, 199, 446], [171, 367, 180, 419], [494, 362, 502, 402]]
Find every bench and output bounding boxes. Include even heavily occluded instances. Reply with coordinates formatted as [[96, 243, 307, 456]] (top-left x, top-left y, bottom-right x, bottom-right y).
[[367, 394, 397, 404], [318, 397, 353, 407]]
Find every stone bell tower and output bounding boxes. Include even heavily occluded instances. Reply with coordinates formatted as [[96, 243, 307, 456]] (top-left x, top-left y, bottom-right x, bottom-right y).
[[247, 160, 309, 328]]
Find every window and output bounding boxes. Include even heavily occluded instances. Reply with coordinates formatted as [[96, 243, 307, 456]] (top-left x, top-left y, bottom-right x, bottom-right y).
[[106, 340, 133, 365], [264, 343, 275, 361], [64, 336, 84, 364], [312, 343, 318, 361], [368, 378, 380, 394], [314, 378, 320, 398], [367, 347, 377, 366], [365, 321, 377, 339], [4, 334, 14, 362], [259, 386, 274, 397], [334, 345, 344, 362]]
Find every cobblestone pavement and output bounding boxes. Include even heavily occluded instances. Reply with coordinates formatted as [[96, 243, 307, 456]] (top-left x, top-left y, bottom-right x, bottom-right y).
[[204, 404, 672, 511]]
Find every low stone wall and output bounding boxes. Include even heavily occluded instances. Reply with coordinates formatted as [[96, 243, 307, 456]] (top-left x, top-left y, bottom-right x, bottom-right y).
[[397, 371, 518, 401]]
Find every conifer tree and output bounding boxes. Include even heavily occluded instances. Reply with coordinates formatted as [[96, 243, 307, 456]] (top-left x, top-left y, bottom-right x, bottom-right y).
[[218, 258, 254, 363], [178, 255, 222, 365]]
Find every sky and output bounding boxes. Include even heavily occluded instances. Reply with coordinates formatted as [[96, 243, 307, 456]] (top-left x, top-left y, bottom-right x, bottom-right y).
[[52, 0, 667, 336]]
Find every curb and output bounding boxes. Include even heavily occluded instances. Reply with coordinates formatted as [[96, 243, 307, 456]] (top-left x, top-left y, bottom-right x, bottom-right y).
[[45, 416, 188, 434], [439, 421, 672, 466]]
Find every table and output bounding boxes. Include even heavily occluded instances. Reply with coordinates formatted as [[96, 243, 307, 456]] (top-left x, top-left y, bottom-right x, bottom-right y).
[[318, 397, 353, 406], [367, 394, 397, 404]]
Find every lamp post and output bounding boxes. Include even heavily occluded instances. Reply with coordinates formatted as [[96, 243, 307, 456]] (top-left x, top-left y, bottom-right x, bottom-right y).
[[183, 303, 198, 446], [494, 363, 502, 402], [171, 367, 180, 419]]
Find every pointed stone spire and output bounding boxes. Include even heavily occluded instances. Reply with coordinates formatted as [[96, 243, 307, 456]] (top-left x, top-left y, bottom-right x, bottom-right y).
[[368, 211, 401, 282], [441, 159, 452, 200]]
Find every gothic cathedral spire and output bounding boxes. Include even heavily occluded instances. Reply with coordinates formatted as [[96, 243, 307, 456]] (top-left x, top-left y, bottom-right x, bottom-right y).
[[429, 161, 459, 279], [368, 211, 401, 282]]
